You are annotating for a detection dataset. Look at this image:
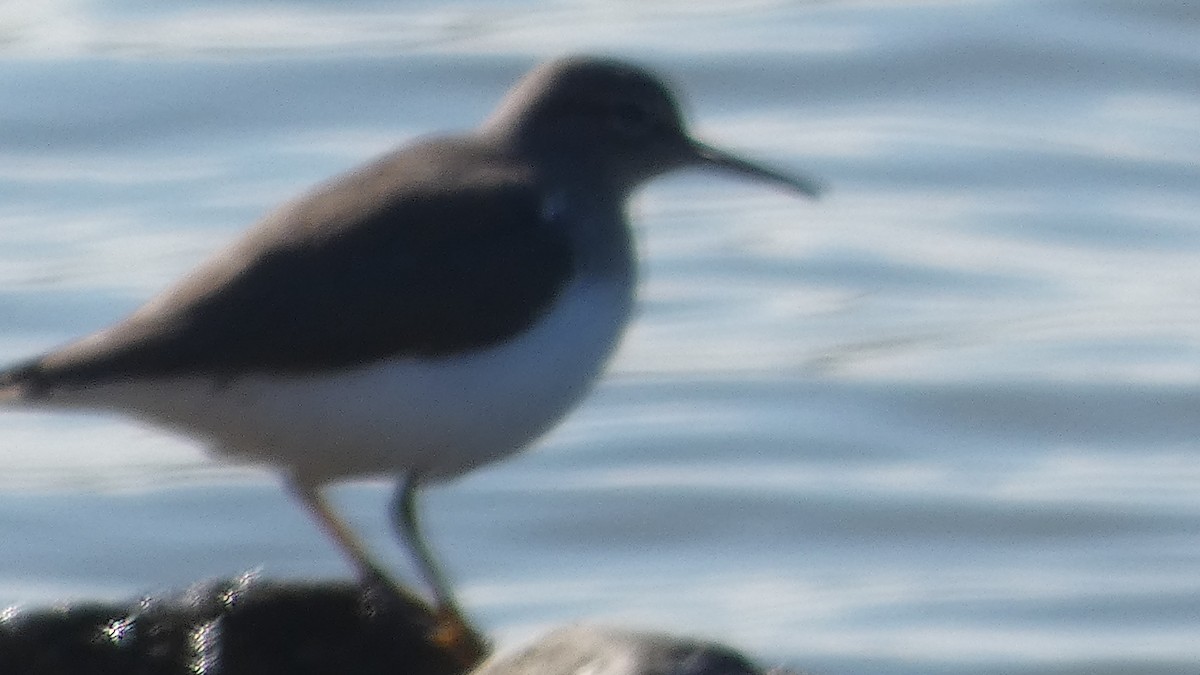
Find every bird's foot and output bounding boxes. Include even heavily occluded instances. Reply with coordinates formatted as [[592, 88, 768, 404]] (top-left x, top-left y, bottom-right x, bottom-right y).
[[358, 568, 489, 669], [431, 605, 491, 671]]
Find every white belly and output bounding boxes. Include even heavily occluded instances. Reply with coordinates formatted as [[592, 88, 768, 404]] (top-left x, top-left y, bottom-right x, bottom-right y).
[[45, 277, 633, 484]]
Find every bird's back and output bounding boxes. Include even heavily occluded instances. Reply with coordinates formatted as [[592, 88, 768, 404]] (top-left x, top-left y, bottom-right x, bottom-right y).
[[3, 135, 583, 404]]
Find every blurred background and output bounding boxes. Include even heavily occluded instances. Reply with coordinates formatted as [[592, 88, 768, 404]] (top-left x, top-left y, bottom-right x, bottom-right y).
[[1, 1, 1198, 674]]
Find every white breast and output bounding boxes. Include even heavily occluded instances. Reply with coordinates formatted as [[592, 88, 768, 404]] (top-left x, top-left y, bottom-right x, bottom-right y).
[[45, 277, 633, 484]]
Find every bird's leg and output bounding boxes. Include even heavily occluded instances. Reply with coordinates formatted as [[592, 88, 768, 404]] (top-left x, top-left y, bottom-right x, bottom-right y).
[[390, 474, 490, 666], [285, 478, 411, 597], [389, 474, 457, 612]]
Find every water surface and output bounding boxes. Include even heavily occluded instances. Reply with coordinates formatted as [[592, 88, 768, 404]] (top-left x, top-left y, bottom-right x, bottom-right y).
[[1, 2, 1198, 674]]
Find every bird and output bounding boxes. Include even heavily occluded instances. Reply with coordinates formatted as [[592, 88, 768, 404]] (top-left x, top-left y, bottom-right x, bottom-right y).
[[0, 56, 819, 661]]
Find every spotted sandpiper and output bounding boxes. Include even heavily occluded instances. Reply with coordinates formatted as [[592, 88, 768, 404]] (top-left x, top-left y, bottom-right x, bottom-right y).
[[0, 56, 819, 662]]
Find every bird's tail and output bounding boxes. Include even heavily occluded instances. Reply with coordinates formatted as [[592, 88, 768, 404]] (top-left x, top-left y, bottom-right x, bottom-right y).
[[0, 362, 36, 404]]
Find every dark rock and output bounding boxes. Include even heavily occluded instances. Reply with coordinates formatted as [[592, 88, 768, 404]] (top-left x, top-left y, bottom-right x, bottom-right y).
[[1, 579, 798, 675], [0, 573, 467, 675]]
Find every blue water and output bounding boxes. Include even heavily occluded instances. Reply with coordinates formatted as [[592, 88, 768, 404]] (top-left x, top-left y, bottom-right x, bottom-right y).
[[2, 1, 1199, 673]]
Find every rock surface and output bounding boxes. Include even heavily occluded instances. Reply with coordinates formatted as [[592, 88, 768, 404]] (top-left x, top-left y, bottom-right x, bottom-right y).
[[0, 574, 465, 675], [475, 625, 803, 675], [1, 576, 798, 675]]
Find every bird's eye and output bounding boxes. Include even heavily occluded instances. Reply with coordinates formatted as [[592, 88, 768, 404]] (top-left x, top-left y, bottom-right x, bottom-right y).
[[609, 101, 653, 136]]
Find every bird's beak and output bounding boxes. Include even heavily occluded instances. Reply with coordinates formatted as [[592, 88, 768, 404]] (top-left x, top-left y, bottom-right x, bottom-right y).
[[690, 140, 823, 198]]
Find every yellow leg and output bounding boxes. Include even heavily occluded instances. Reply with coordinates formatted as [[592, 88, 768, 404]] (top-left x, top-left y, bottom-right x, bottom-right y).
[[286, 478, 395, 588], [390, 475, 490, 666], [287, 476, 489, 667]]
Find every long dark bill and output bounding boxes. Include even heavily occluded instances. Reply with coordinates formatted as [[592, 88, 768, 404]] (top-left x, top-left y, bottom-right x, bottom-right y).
[[691, 140, 823, 198]]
